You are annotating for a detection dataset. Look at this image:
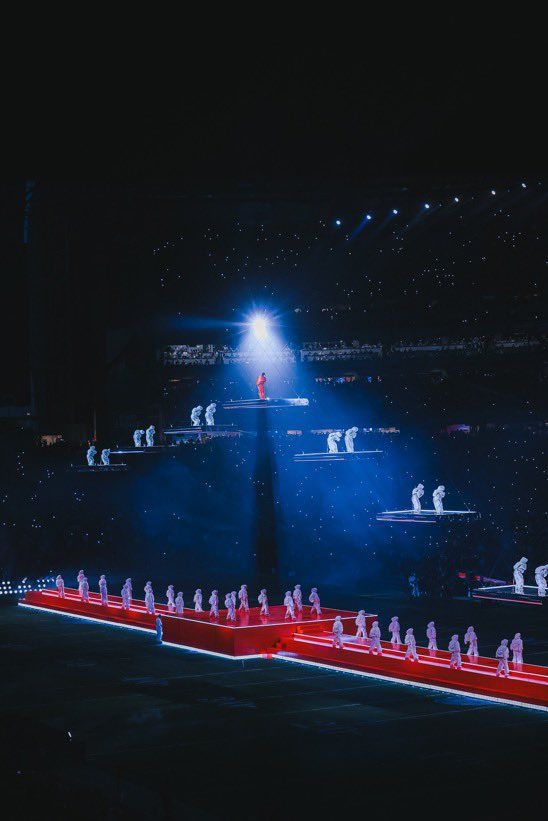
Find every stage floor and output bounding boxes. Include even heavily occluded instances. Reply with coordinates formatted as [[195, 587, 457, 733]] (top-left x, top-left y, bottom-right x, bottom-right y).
[[20, 588, 548, 710]]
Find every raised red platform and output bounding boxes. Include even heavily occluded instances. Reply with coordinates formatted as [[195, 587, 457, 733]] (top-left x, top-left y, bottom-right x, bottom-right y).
[[19, 589, 548, 711]]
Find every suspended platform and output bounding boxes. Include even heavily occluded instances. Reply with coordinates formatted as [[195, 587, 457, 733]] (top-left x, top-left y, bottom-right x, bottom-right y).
[[71, 464, 128, 473], [163, 424, 243, 439], [222, 398, 309, 410], [472, 584, 547, 608], [110, 446, 174, 455], [293, 450, 383, 463], [376, 509, 479, 523]]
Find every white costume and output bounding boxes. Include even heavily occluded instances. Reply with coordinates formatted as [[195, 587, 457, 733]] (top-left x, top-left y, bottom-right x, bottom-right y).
[[293, 585, 303, 613], [56, 575, 65, 598], [513, 557, 528, 595], [125, 578, 132, 606], [464, 626, 479, 657], [433, 485, 445, 514], [368, 621, 382, 654], [121, 583, 131, 610], [309, 588, 321, 616], [155, 615, 163, 644], [100, 449, 111, 466], [327, 431, 342, 454], [535, 564, 547, 597], [344, 426, 359, 453], [404, 629, 418, 661], [81, 577, 89, 602], [388, 617, 401, 644], [258, 589, 269, 616], [175, 592, 184, 614], [194, 589, 203, 612], [99, 574, 108, 605], [411, 483, 424, 513], [166, 585, 175, 612], [225, 593, 236, 622], [86, 446, 97, 466], [209, 590, 219, 618], [133, 429, 145, 447], [355, 610, 367, 640], [77, 570, 85, 595], [205, 403, 217, 426], [332, 616, 344, 649], [284, 591, 296, 620], [495, 639, 510, 677], [238, 585, 249, 612], [190, 406, 203, 427], [145, 425, 155, 447], [144, 582, 155, 614], [510, 633, 523, 664], [426, 621, 437, 651], [448, 635, 462, 669]]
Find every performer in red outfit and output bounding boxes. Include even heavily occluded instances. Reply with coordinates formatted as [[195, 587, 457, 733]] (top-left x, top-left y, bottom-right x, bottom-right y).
[[256, 372, 267, 400]]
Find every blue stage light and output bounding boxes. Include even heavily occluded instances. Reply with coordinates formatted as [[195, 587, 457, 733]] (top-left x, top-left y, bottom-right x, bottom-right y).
[[335, 219, 342, 226]]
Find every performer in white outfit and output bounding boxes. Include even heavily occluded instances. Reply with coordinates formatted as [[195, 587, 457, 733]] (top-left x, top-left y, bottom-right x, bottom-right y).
[[368, 621, 382, 654], [344, 426, 359, 453], [411, 483, 424, 513], [448, 635, 462, 669], [495, 639, 510, 677], [404, 628, 419, 661], [535, 564, 547, 597], [293, 585, 303, 614], [332, 616, 344, 649], [166, 585, 175, 612], [205, 403, 217, 426], [284, 591, 296, 620], [121, 583, 131, 610], [433, 485, 445, 514], [144, 582, 155, 614], [101, 448, 111, 466], [209, 590, 219, 618], [190, 406, 203, 427], [225, 593, 236, 622], [77, 570, 85, 596], [175, 592, 184, 614], [125, 578, 133, 606], [238, 585, 249, 612], [426, 621, 437, 651], [133, 429, 145, 447], [81, 576, 90, 602], [56, 575, 65, 598], [258, 589, 269, 616], [99, 574, 108, 605], [327, 431, 342, 453], [464, 626, 479, 657], [86, 446, 97, 466], [513, 557, 528, 595], [388, 617, 401, 644], [355, 610, 367, 640], [510, 633, 523, 664], [145, 425, 155, 447], [194, 589, 203, 612], [309, 587, 321, 616]]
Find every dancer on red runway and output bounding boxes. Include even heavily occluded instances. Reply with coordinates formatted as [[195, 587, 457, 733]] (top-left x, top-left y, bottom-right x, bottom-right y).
[[256, 372, 267, 400]]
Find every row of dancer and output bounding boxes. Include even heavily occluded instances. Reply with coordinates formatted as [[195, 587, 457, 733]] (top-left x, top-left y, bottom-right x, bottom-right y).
[[412, 483, 446, 513], [133, 425, 156, 447], [332, 614, 524, 676], [327, 427, 359, 453], [190, 403, 217, 427]]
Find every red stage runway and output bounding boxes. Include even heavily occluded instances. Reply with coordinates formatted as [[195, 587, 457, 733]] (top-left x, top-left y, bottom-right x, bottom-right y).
[[20, 589, 548, 711]]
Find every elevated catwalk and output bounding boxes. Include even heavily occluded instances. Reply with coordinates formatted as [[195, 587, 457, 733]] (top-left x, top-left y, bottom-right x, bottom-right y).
[[222, 398, 309, 410], [294, 450, 383, 463], [376, 509, 479, 523], [110, 446, 174, 455], [19, 589, 548, 710], [472, 584, 546, 607], [72, 464, 128, 473]]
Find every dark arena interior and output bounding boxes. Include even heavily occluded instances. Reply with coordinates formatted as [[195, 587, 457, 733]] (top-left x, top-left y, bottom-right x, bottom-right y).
[[1, 50, 547, 819]]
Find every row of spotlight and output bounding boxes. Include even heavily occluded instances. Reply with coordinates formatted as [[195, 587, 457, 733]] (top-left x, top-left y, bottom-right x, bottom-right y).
[[0, 577, 54, 596], [334, 183, 530, 226]]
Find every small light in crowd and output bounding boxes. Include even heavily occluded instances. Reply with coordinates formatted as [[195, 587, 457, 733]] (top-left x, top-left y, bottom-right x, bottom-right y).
[[521, 182, 527, 188], [335, 219, 342, 226], [491, 190, 496, 196], [366, 214, 372, 221], [392, 209, 398, 215], [454, 197, 459, 203], [424, 203, 430, 209]]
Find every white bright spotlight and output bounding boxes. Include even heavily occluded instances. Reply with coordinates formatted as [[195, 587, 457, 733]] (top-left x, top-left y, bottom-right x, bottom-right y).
[[250, 315, 269, 340]]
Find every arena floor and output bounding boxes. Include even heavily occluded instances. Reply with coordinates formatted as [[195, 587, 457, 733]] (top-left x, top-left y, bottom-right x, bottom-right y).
[[2, 592, 547, 818]]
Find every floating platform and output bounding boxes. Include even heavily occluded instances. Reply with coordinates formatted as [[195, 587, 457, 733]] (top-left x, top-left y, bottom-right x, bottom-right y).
[[19, 588, 548, 710], [472, 584, 547, 607], [293, 450, 383, 463], [72, 464, 128, 473], [376, 509, 479, 523], [222, 398, 309, 410], [163, 425, 243, 439], [110, 446, 174, 455]]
